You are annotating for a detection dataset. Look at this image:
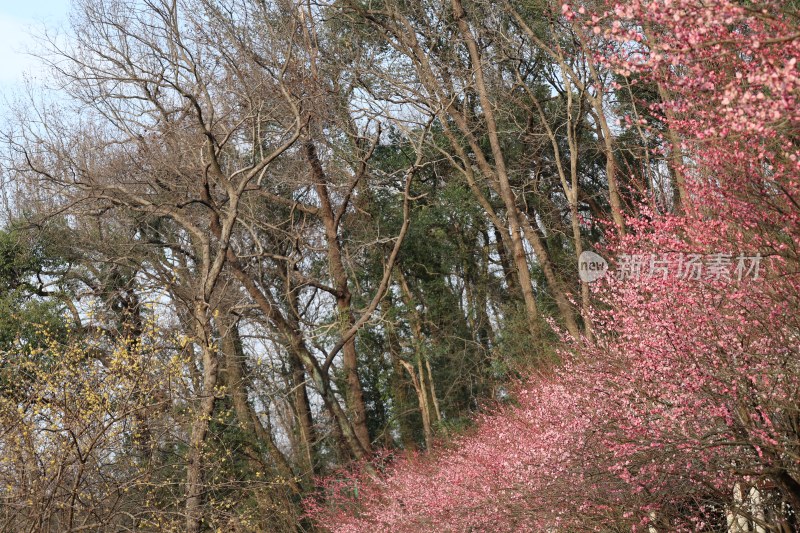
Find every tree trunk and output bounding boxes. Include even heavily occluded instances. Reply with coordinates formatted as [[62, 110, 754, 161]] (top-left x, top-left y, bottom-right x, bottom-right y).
[[185, 300, 218, 533], [397, 269, 440, 447], [306, 140, 371, 453], [224, 248, 368, 460], [451, 0, 541, 338], [288, 351, 317, 480], [218, 316, 300, 493], [386, 307, 418, 451]]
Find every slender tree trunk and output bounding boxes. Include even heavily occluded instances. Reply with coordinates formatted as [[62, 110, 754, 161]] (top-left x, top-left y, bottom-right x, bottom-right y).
[[517, 219, 580, 339], [306, 140, 371, 453], [524, 76, 590, 341], [185, 300, 218, 533], [424, 356, 441, 423], [656, 81, 689, 211], [373, 11, 540, 335], [476, 231, 497, 349], [218, 316, 300, 493], [493, 228, 519, 296], [288, 352, 317, 479], [565, 86, 592, 342], [592, 101, 627, 234], [509, 8, 627, 236], [401, 360, 434, 449], [224, 249, 368, 460], [451, 0, 540, 338], [386, 297, 418, 451], [397, 269, 439, 447], [284, 282, 319, 480]]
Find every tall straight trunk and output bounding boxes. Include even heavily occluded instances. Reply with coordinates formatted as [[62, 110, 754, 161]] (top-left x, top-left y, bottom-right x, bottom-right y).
[[306, 140, 371, 453], [563, 82, 591, 341], [509, 8, 627, 236], [434, 119, 525, 316], [282, 265, 318, 483], [451, 0, 540, 338], [185, 300, 218, 533], [397, 269, 440, 447], [288, 352, 317, 479], [374, 17, 540, 335], [386, 298, 418, 451], [656, 81, 689, 211], [517, 219, 581, 339], [568, 148, 593, 343], [401, 359, 434, 449], [523, 74, 589, 341], [285, 284, 319, 481], [592, 105, 627, 234], [477, 231, 497, 348], [494, 228, 519, 296], [423, 356, 441, 424]]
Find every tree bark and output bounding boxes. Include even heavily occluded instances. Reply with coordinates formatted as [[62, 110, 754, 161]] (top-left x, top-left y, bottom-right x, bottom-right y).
[[305, 140, 371, 452], [185, 300, 219, 533], [224, 248, 369, 460], [218, 316, 300, 493], [386, 305, 418, 451], [288, 351, 317, 480], [285, 280, 319, 481], [451, 0, 541, 338]]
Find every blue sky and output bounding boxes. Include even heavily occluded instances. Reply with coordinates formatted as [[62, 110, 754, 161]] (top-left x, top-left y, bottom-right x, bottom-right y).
[[0, 0, 72, 88]]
